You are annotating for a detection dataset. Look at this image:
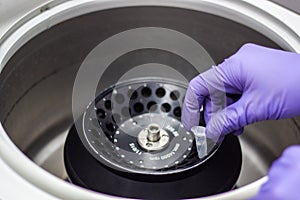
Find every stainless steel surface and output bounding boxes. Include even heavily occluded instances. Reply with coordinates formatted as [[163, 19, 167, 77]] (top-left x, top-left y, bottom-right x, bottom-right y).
[[0, 0, 299, 199], [0, 0, 66, 44], [147, 124, 161, 142], [272, 0, 300, 14], [138, 123, 170, 151], [0, 5, 283, 183]]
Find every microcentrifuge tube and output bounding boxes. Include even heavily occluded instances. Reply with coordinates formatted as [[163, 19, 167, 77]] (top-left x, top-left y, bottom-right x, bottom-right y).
[[191, 126, 207, 159]]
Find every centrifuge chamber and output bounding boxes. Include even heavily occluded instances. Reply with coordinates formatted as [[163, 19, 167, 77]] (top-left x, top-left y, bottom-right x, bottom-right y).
[[0, 0, 299, 199]]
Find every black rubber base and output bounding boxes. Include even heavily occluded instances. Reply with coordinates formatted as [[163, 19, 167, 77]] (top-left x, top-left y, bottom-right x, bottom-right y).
[[64, 125, 242, 199]]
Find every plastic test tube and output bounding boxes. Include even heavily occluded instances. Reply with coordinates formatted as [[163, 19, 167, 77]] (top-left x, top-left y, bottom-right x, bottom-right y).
[[191, 126, 207, 159]]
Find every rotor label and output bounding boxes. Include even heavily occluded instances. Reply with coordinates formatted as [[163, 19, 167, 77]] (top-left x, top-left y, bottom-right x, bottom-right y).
[[129, 143, 143, 155], [149, 143, 180, 161]]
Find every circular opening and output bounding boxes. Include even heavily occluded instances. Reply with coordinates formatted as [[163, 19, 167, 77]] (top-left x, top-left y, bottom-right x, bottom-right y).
[[96, 109, 106, 119], [170, 90, 180, 100], [161, 103, 171, 112], [104, 100, 112, 110], [105, 122, 115, 132], [141, 87, 152, 98], [114, 93, 125, 104], [133, 102, 144, 113], [173, 107, 182, 117], [156, 87, 166, 98], [147, 101, 158, 111]]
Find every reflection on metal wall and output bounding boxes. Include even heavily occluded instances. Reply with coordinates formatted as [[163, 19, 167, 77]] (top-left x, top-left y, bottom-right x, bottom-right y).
[[272, 0, 300, 14]]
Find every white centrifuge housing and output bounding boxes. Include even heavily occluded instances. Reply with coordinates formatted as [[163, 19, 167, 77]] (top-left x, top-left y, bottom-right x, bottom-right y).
[[0, 0, 299, 199]]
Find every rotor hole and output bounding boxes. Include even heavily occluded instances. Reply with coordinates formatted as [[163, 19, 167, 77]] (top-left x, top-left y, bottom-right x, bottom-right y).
[[173, 107, 182, 117], [105, 122, 115, 132], [156, 87, 166, 98], [104, 100, 112, 110], [141, 87, 152, 98], [96, 109, 106, 119], [161, 103, 171, 112], [134, 102, 144, 113], [114, 93, 125, 104], [128, 89, 138, 100], [170, 90, 180, 100], [147, 101, 158, 111]]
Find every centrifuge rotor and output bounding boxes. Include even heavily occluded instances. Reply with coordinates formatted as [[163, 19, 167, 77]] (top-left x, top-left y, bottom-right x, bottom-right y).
[[75, 78, 219, 174]]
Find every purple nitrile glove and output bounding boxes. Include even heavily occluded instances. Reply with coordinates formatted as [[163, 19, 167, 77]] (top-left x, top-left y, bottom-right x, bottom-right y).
[[182, 43, 300, 140], [252, 145, 300, 200]]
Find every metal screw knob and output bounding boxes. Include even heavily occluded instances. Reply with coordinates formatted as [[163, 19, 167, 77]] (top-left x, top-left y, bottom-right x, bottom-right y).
[[147, 124, 161, 142]]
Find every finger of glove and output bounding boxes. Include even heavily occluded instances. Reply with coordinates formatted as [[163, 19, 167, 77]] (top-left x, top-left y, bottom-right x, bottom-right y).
[[182, 49, 245, 131], [252, 146, 300, 200], [182, 75, 209, 130], [268, 145, 300, 178], [204, 98, 244, 137], [203, 98, 211, 124], [205, 97, 249, 140], [204, 95, 242, 124]]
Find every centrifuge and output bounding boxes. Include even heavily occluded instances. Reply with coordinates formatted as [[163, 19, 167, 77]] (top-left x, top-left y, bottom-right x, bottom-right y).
[[0, 0, 299, 199]]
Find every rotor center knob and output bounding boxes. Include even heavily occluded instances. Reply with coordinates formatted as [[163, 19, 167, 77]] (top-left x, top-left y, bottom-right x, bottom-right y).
[[137, 123, 170, 151], [147, 124, 161, 142]]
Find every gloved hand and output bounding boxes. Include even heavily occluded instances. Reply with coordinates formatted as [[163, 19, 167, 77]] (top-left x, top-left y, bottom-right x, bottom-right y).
[[252, 145, 300, 200], [182, 43, 300, 139]]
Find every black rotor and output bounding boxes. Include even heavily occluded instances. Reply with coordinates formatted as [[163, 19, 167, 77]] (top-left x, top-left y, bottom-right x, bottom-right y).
[[64, 78, 242, 198]]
